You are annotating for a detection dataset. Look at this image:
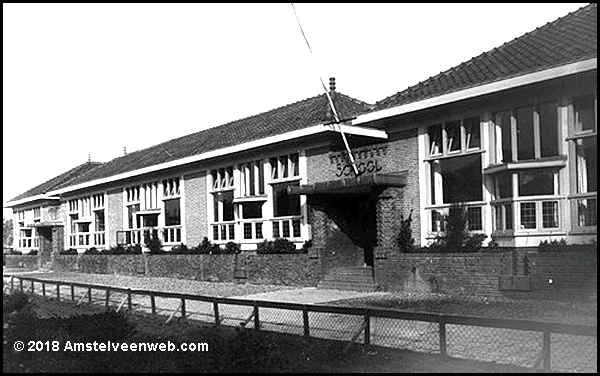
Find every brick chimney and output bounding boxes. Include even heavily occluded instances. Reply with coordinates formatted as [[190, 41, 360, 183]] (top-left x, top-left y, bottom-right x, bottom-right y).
[[329, 77, 336, 92]]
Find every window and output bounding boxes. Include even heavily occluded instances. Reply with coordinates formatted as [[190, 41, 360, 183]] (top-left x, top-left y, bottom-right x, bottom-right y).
[[213, 191, 234, 222], [142, 182, 159, 210], [33, 207, 41, 219], [92, 193, 105, 209], [163, 177, 180, 198], [95, 210, 105, 232], [164, 199, 181, 226], [495, 102, 560, 163], [270, 153, 300, 180], [211, 166, 234, 190], [430, 154, 483, 204], [426, 117, 483, 233], [571, 94, 597, 229], [518, 169, 557, 196], [427, 117, 481, 157], [240, 160, 264, 196], [68, 199, 79, 213], [127, 204, 140, 229], [273, 181, 300, 217]]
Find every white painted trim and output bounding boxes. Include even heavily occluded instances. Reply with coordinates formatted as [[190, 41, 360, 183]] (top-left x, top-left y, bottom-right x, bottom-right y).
[[41, 124, 385, 198], [4, 195, 61, 208], [332, 124, 388, 139], [354, 58, 598, 125]]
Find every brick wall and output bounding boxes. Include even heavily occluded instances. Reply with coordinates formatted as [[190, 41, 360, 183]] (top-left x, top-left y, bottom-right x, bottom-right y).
[[375, 250, 597, 300], [5, 255, 39, 270], [107, 188, 123, 249], [375, 252, 510, 297], [519, 250, 597, 301], [183, 170, 207, 247], [245, 253, 320, 286]]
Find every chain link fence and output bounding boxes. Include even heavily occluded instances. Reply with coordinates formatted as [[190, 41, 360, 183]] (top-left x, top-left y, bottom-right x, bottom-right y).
[[4, 275, 596, 372]]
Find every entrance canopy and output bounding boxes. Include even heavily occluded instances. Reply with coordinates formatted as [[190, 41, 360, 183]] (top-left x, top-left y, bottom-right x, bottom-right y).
[[287, 173, 406, 195]]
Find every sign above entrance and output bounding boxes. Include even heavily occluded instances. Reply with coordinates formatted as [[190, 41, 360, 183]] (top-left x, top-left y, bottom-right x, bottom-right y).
[[330, 145, 387, 177]]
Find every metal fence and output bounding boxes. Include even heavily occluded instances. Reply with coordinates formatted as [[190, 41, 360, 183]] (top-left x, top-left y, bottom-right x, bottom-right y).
[[4, 274, 597, 372]]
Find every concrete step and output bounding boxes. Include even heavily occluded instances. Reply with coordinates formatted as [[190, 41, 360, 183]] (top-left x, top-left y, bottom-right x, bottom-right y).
[[320, 274, 376, 283], [317, 280, 377, 292]]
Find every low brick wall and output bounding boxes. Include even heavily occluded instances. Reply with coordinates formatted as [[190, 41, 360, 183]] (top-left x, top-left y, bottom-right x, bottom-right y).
[[146, 254, 232, 281], [53, 255, 79, 272], [78, 255, 108, 274], [50, 253, 319, 287], [245, 254, 321, 286], [4, 255, 39, 270], [375, 248, 597, 301], [520, 250, 597, 301], [375, 251, 511, 297], [108, 255, 146, 276]]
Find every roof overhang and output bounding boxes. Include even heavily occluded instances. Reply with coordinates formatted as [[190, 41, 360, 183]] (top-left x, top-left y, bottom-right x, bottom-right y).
[[28, 221, 64, 228], [354, 58, 598, 125], [43, 123, 387, 197], [287, 173, 406, 196], [4, 195, 61, 208]]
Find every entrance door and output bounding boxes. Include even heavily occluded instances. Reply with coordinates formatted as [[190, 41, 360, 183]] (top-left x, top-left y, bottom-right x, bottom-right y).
[[37, 227, 53, 268]]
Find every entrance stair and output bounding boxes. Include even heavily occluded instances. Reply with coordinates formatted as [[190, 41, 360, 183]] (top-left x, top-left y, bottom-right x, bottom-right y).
[[317, 266, 377, 292]]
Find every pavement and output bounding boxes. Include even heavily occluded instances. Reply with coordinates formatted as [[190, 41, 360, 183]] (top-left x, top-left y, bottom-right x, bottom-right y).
[[230, 287, 386, 305]]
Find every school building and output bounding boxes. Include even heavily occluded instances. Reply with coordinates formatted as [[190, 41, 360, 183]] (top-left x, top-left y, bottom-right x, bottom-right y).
[[6, 4, 597, 278]]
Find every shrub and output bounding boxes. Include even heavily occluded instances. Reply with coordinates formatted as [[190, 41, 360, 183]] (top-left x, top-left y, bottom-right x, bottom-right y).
[[538, 239, 568, 252], [170, 243, 191, 254], [444, 203, 469, 252], [191, 237, 220, 254], [300, 239, 312, 254], [7, 249, 22, 255], [462, 233, 487, 253], [107, 244, 142, 255], [28, 249, 39, 255], [256, 238, 300, 254], [397, 210, 415, 252], [224, 241, 241, 254], [60, 248, 78, 255], [144, 231, 164, 254], [84, 247, 100, 255]]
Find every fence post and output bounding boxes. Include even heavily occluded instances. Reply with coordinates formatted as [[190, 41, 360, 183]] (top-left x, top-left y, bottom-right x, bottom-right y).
[[364, 311, 371, 346], [150, 294, 156, 315], [56, 283, 60, 301], [88, 287, 92, 304], [105, 289, 110, 308], [303, 305, 310, 338], [42, 282, 46, 297], [19, 278, 23, 292], [439, 316, 447, 357], [11, 276, 14, 292], [30, 280, 35, 294], [71, 284, 75, 301], [253, 301, 260, 330], [542, 331, 551, 372], [128, 289, 133, 310], [181, 298, 186, 320], [213, 300, 220, 326]]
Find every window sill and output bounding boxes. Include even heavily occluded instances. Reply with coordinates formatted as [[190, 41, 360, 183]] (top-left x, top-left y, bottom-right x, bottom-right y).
[[484, 156, 567, 174], [233, 195, 268, 203]]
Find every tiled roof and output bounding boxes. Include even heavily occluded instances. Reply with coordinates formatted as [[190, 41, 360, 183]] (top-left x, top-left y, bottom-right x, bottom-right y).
[[375, 3, 597, 111], [7, 161, 104, 204], [44, 91, 373, 190]]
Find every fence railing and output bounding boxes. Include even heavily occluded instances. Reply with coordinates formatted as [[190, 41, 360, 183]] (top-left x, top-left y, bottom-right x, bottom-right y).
[[3, 274, 596, 373]]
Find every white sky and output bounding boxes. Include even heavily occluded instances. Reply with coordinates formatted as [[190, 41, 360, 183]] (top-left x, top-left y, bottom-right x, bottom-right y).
[[3, 3, 588, 219]]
